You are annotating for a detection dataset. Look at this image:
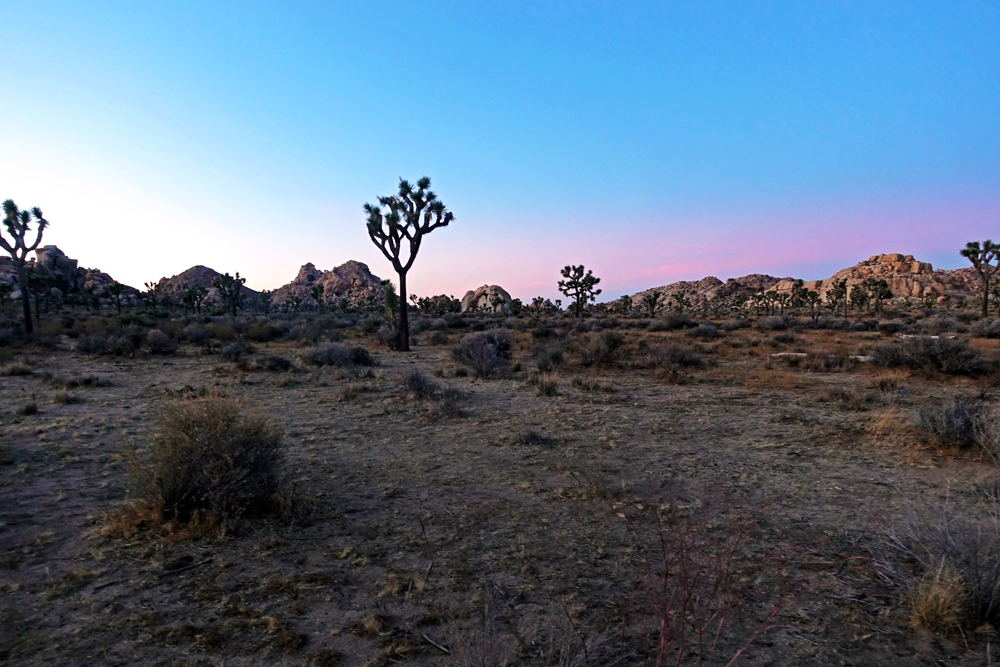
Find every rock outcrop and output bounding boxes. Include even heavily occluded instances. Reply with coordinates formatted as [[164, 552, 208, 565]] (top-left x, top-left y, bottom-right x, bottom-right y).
[[0, 245, 127, 297], [461, 285, 512, 313], [156, 265, 258, 307], [773, 254, 980, 302], [271, 261, 383, 308], [631, 274, 788, 310]]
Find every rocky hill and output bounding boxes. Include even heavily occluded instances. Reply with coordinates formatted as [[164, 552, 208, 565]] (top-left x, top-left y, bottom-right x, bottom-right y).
[[773, 253, 979, 301], [0, 245, 126, 298], [271, 261, 383, 309], [630, 273, 789, 310]]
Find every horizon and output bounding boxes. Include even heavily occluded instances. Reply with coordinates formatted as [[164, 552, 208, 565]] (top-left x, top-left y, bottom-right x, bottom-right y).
[[2, 2, 997, 301]]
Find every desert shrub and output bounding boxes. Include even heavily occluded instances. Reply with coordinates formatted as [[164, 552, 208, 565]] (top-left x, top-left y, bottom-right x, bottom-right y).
[[221, 341, 253, 361], [256, 355, 293, 372], [443, 313, 468, 329], [535, 373, 558, 396], [815, 317, 851, 330], [20, 399, 38, 415], [0, 362, 32, 376], [515, 430, 556, 447], [756, 316, 788, 331], [374, 324, 397, 347], [427, 330, 449, 346], [801, 352, 855, 373], [51, 390, 81, 405], [686, 322, 720, 339], [878, 320, 908, 335], [534, 343, 565, 372], [439, 387, 463, 417], [648, 312, 694, 332], [179, 324, 210, 344], [770, 332, 796, 345], [826, 386, 880, 411], [76, 333, 134, 357], [245, 323, 275, 342], [721, 318, 750, 332], [647, 344, 706, 369], [452, 330, 512, 379], [124, 396, 286, 521], [871, 337, 987, 376], [146, 329, 177, 354], [401, 369, 439, 399], [206, 323, 236, 342], [876, 498, 1000, 627], [917, 397, 986, 449], [531, 323, 556, 339], [303, 344, 374, 367], [579, 330, 626, 368], [411, 317, 448, 334], [971, 319, 1000, 339], [571, 377, 617, 393]]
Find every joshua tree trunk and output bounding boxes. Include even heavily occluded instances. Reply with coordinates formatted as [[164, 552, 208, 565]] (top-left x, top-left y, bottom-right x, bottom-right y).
[[17, 265, 32, 336], [397, 271, 410, 352]]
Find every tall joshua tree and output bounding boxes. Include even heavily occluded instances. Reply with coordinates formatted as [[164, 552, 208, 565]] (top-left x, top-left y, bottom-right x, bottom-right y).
[[960, 241, 1000, 317], [558, 265, 602, 317], [1, 200, 48, 337], [365, 177, 454, 352]]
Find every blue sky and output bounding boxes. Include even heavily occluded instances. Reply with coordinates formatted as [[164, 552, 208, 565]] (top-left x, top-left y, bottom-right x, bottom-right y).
[[2, 1, 997, 299]]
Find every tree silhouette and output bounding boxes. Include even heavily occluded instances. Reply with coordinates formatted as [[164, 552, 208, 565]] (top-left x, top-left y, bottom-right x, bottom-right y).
[[213, 272, 246, 317], [960, 241, 1000, 317], [1, 200, 48, 337], [641, 290, 663, 318], [865, 278, 893, 314], [309, 283, 325, 313], [558, 265, 602, 317], [365, 177, 454, 352]]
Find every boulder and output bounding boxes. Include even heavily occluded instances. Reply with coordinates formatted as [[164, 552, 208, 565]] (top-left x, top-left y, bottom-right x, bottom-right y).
[[461, 285, 512, 313]]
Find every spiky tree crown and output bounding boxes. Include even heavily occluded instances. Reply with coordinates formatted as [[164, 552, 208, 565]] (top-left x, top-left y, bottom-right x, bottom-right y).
[[364, 177, 454, 273]]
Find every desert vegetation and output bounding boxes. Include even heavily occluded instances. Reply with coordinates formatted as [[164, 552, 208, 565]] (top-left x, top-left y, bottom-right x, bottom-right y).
[[4, 238, 1000, 665]]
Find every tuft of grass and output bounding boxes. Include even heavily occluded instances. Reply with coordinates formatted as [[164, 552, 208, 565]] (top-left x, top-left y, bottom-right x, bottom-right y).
[[51, 390, 82, 405], [401, 369, 439, 399], [19, 400, 39, 416], [917, 397, 985, 450], [535, 373, 559, 397], [439, 387, 464, 417], [0, 362, 33, 376], [909, 562, 966, 632]]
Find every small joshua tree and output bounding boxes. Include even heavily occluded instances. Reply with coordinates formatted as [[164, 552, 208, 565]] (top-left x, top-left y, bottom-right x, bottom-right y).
[[365, 177, 455, 352], [960, 241, 1000, 317], [286, 295, 302, 314], [143, 281, 161, 311], [642, 290, 663, 318], [257, 289, 273, 315], [1, 200, 48, 337], [865, 278, 893, 314], [213, 272, 246, 317], [381, 280, 398, 323], [805, 290, 822, 323], [309, 283, 325, 313], [849, 283, 871, 312], [108, 282, 125, 315], [558, 265, 602, 317], [182, 284, 208, 315], [826, 279, 848, 316]]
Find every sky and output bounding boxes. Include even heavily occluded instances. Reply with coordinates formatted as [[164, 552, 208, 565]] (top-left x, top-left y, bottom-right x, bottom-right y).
[[1, 1, 998, 301]]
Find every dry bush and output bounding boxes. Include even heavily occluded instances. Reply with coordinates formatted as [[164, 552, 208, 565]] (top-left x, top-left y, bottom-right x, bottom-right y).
[[401, 369, 439, 399], [873, 494, 1000, 628], [0, 362, 32, 376], [146, 329, 177, 354], [51, 390, 81, 405], [909, 562, 966, 632], [571, 378, 617, 393], [254, 354, 293, 372], [826, 386, 881, 412], [439, 387, 464, 417], [536, 373, 559, 397], [917, 397, 986, 450], [866, 406, 921, 447], [871, 337, 987, 376], [452, 330, 512, 378], [122, 395, 287, 522], [303, 344, 374, 367], [534, 343, 565, 372], [578, 331, 626, 368]]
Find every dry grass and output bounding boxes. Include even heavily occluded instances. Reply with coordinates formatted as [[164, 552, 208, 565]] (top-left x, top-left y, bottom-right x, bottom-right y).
[[744, 369, 802, 390], [909, 562, 966, 632]]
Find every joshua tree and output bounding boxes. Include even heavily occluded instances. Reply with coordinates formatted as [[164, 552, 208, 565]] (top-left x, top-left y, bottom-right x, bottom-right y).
[[257, 289, 273, 315], [286, 295, 302, 314], [143, 281, 161, 310], [670, 291, 692, 313], [865, 278, 893, 315], [641, 290, 663, 318], [1, 200, 48, 337], [213, 272, 246, 317], [558, 265, 602, 317], [960, 241, 1000, 317], [309, 283, 325, 313], [789, 279, 807, 309], [182, 284, 208, 315], [804, 290, 822, 323], [826, 279, 848, 316], [108, 282, 125, 314], [849, 283, 871, 312], [365, 177, 455, 352], [774, 291, 790, 316], [381, 279, 398, 323], [509, 298, 523, 316]]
